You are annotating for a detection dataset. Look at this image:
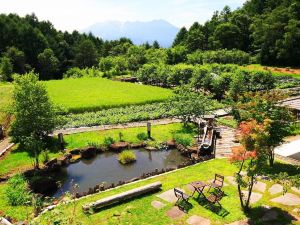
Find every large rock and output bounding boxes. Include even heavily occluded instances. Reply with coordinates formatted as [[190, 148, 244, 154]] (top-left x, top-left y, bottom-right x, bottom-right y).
[[109, 142, 129, 151], [270, 193, 300, 206], [80, 147, 97, 159]]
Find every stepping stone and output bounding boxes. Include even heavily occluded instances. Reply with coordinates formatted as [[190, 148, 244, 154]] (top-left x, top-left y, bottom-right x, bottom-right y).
[[166, 206, 185, 219], [292, 187, 300, 194], [225, 220, 249, 225], [293, 208, 300, 214], [269, 184, 283, 195], [157, 189, 183, 203], [242, 191, 262, 204], [253, 181, 266, 193], [187, 215, 210, 225], [271, 193, 300, 206], [185, 184, 195, 192], [226, 176, 237, 185], [262, 209, 278, 221], [151, 200, 166, 209]]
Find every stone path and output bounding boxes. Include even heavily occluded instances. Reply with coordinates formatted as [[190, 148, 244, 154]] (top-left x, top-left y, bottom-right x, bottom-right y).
[[226, 176, 237, 185], [225, 220, 249, 225], [0, 138, 14, 158], [242, 191, 263, 204], [269, 184, 283, 195], [157, 189, 184, 203], [151, 200, 166, 209], [166, 206, 185, 219], [215, 126, 240, 158], [270, 193, 300, 206], [292, 187, 300, 194], [253, 181, 266, 193], [187, 215, 211, 225]]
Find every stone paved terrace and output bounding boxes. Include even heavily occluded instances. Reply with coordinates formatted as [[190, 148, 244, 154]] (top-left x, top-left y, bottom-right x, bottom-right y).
[[215, 126, 240, 158]]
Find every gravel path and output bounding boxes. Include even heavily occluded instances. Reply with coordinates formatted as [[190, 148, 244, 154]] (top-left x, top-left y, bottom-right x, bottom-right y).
[[52, 118, 182, 135], [0, 138, 14, 158]]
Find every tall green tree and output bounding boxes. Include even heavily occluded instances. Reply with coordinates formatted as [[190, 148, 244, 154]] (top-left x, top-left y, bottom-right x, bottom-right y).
[[37, 48, 59, 80], [0, 56, 13, 81], [172, 27, 188, 47], [4, 46, 26, 74], [213, 23, 241, 49], [74, 39, 99, 68], [10, 72, 57, 169]]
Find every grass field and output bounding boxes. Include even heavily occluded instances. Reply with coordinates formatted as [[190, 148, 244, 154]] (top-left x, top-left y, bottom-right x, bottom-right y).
[[0, 77, 173, 114], [31, 159, 300, 225]]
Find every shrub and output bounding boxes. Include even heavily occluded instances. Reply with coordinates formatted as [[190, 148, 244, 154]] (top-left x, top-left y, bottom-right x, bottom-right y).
[[63, 67, 103, 79], [117, 150, 136, 164], [173, 133, 193, 147], [136, 132, 148, 141], [5, 174, 32, 206], [41, 149, 50, 164], [103, 136, 115, 147]]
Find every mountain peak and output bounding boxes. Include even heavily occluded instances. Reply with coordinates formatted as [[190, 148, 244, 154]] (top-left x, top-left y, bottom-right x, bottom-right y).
[[83, 20, 179, 47]]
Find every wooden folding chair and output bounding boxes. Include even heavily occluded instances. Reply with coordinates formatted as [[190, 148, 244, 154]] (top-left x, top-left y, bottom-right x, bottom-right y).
[[208, 174, 224, 192], [206, 189, 224, 207], [174, 188, 190, 206]]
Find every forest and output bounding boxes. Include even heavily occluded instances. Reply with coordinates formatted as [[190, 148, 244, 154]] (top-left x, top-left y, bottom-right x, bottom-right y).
[[0, 0, 299, 82]]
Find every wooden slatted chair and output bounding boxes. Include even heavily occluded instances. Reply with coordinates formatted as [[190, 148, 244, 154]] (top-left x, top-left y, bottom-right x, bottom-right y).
[[208, 174, 224, 192], [206, 189, 224, 207], [174, 188, 190, 207]]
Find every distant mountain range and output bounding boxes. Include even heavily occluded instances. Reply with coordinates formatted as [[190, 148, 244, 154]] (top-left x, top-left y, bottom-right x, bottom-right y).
[[83, 20, 179, 47]]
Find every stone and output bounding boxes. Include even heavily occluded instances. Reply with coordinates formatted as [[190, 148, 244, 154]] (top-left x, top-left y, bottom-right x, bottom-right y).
[[109, 142, 129, 151], [292, 187, 300, 194], [145, 146, 157, 151], [271, 193, 300, 206], [253, 181, 266, 193], [166, 140, 176, 148], [226, 176, 237, 185], [157, 189, 184, 203], [166, 206, 185, 219], [269, 184, 283, 195], [225, 220, 249, 225], [262, 209, 278, 221], [241, 191, 262, 204], [151, 200, 166, 209], [130, 142, 146, 149], [80, 147, 97, 159], [187, 215, 210, 225], [293, 208, 300, 214]]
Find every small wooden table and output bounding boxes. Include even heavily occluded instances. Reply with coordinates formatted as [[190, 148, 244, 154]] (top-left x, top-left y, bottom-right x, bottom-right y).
[[190, 181, 208, 198]]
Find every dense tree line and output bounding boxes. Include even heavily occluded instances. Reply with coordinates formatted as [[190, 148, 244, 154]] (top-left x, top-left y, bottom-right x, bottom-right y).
[[173, 0, 300, 66], [0, 13, 134, 80]]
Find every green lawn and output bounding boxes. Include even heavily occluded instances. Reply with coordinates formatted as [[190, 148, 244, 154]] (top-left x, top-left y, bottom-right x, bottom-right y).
[[31, 159, 300, 225], [0, 82, 13, 124], [0, 123, 196, 177], [0, 77, 173, 114], [64, 123, 197, 149]]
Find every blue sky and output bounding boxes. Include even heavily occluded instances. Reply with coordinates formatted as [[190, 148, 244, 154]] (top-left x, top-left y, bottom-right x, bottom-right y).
[[0, 0, 246, 31]]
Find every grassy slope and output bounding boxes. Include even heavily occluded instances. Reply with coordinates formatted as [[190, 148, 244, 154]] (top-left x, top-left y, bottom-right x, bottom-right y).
[[0, 82, 13, 124], [0, 123, 196, 177], [0, 77, 173, 114], [34, 159, 300, 225]]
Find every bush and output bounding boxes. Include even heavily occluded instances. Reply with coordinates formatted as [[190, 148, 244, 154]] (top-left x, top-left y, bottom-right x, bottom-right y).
[[173, 133, 193, 147], [63, 67, 103, 79], [5, 174, 32, 206], [187, 49, 250, 65], [136, 132, 148, 141], [118, 150, 136, 164], [103, 136, 115, 147]]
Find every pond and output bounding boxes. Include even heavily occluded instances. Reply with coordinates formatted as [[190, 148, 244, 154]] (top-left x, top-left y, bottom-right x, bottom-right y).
[[54, 149, 189, 197]]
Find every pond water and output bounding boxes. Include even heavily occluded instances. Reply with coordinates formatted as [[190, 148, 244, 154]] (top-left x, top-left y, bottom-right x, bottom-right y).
[[54, 149, 189, 197]]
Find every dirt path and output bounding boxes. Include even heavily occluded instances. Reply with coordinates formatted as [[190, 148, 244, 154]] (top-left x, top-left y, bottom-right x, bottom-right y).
[[0, 138, 14, 158], [53, 118, 182, 135]]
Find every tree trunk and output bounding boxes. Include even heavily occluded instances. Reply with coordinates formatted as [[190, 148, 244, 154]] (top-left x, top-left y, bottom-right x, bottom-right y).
[[34, 149, 39, 169], [269, 148, 274, 167], [244, 175, 254, 211]]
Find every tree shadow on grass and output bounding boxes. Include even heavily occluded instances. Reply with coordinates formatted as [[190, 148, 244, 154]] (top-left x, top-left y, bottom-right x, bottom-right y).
[[245, 206, 299, 225], [261, 161, 300, 176], [194, 195, 229, 218], [13, 136, 62, 155]]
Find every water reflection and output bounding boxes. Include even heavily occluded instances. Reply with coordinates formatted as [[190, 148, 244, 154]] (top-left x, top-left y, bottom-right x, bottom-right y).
[[54, 149, 188, 197]]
